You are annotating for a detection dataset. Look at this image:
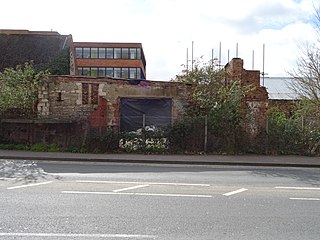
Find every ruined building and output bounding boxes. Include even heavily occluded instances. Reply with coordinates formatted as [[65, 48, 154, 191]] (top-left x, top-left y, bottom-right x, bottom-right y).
[[0, 29, 268, 147]]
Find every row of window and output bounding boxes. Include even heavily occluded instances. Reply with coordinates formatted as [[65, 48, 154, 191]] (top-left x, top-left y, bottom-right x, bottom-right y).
[[75, 47, 142, 60], [78, 67, 143, 79]]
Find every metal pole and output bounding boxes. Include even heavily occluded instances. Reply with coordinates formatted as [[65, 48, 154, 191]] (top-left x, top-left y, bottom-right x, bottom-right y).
[[191, 41, 194, 71], [204, 115, 208, 153], [142, 114, 146, 147], [219, 41, 221, 68], [186, 48, 189, 71], [236, 42, 238, 58], [262, 44, 265, 86], [252, 50, 254, 70], [211, 48, 214, 65]]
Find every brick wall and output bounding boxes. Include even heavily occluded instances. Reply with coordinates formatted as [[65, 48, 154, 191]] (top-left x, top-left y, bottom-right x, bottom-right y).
[[225, 58, 269, 138]]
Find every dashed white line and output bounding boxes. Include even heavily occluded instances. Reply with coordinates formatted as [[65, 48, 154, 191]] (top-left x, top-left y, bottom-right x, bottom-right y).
[[223, 188, 248, 196], [113, 184, 149, 193], [75, 180, 210, 187], [62, 190, 213, 198], [7, 181, 52, 190], [0, 232, 156, 238], [275, 186, 320, 190], [290, 198, 320, 201]]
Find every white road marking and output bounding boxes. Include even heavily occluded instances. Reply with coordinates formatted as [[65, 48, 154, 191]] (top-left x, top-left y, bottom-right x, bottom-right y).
[[75, 180, 210, 187], [290, 198, 320, 201], [223, 188, 248, 196], [113, 184, 149, 193], [62, 190, 213, 198], [7, 181, 52, 190], [276, 186, 320, 190], [0, 232, 156, 238]]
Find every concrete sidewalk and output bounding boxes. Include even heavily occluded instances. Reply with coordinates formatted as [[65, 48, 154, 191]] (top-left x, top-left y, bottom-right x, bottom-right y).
[[0, 149, 320, 168]]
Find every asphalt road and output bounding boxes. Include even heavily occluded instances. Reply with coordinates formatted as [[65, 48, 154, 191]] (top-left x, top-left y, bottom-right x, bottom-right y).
[[1, 161, 320, 239]]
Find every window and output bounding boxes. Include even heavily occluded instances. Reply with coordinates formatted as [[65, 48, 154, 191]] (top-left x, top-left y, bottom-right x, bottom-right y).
[[76, 48, 83, 58], [114, 48, 121, 59], [82, 83, 99, 105], [82, 83, 89, 104], [122, 48, 129, 59], [122, 68, 129, 79], [91, 48, 98, 58], [106, 48, 113, 59], [130, 48, 137, 59], [98, 48, 106, 59], [106, 68, 113, 77], [90, 67, 98, 77], [129, 68, 137, 79], [137, 48, 141, 59], [82, 67, 90, 76], [98, 68, 106, 77], [114, 68, 121, 78], [91, 84, 99, 104], [83, 48, 90, 58], [78, 67, 83, 75], [137, 68, 141, 78]]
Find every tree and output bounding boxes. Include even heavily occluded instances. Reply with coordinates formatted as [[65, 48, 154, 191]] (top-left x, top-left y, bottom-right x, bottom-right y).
[[0, 62, 48, 117], [287, 5, 320, 155], [173, 59, 249, 152]]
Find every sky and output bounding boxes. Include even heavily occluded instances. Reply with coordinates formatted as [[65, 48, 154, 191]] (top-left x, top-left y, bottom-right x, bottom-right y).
[[0, 0, 318, 81]]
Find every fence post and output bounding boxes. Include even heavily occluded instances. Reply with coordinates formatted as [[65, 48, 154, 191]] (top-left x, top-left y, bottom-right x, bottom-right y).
[[142, 114, 146, 148], [204, 115, 208, 153]]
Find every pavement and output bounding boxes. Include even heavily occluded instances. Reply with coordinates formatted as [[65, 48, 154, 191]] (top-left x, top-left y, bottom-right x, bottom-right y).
[[0, 149, 320, 168]]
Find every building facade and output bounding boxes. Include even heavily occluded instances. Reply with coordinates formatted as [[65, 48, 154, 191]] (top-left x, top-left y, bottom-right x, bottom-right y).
[[0, 29, 146, 80], [74, 42, 146, 80]]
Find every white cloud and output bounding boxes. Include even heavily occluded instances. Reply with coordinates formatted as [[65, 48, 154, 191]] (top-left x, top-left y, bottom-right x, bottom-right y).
[[0, 0, 318, 80]]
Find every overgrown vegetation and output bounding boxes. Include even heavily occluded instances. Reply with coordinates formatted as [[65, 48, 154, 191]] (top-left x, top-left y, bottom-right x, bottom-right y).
[[0, 62, 48, 118], [171, 59, 250, 153]]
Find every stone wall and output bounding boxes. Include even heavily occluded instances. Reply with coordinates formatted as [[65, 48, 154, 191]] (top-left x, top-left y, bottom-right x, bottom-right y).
[[38, 76, 190, 129]]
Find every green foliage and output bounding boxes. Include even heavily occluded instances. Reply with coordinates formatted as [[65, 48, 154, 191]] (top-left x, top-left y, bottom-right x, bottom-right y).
[[173, 59, 249, 153], [267, 103, 320, 155], [0, 143, 29, 151], [0, 62, 48, 116], [30, 143, 61, 152], [168, 116, 204, 153], [86, 130, 120, 153]]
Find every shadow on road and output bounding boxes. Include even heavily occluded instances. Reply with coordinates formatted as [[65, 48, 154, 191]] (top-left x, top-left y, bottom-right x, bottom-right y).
[[34, 161, 320, 186]]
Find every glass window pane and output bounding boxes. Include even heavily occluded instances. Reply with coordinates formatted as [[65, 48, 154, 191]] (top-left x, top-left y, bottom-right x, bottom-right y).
[[122, 48, 129, 59], [98, 68, 106, 77], [78, 67, 83, 75], [82, 67, 90, 76], [129, 68, 136, 79], [98, 48, 105, 59], [114, 68, 121, 78], [76, 48, 83, 58], [137, 68, 141, 78], [121, 68, 129, 79], [83, 48, 90, 58], [114, 48, 121, 59], [106, 48, 113, 59], [91, 48, 98, 58], [90, 67, 98, 77], [106, 68, 114, 77], [129, 48, 136, 59], [137, 48, 141, 59]]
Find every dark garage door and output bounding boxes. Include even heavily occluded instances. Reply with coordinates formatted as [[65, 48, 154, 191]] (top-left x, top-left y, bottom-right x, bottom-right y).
[[120, 98, 172, 132]]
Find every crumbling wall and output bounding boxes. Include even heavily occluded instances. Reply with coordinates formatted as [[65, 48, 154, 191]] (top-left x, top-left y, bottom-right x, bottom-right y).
[[225, 58, 269, 139], [38, 76, 190, 130]]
